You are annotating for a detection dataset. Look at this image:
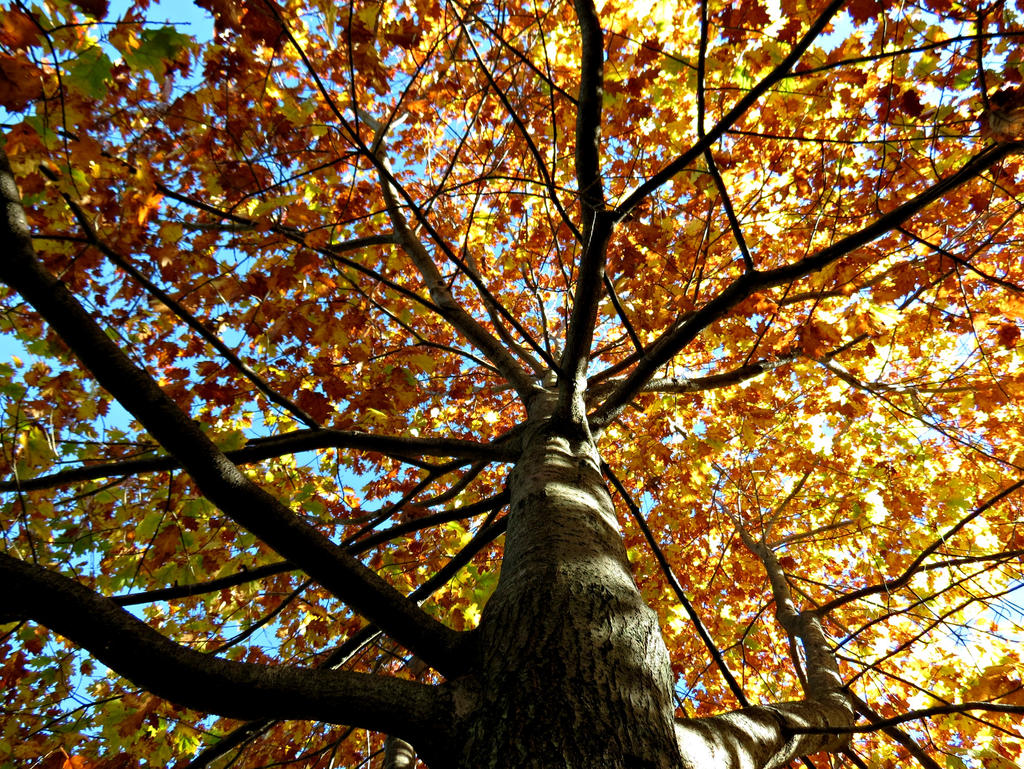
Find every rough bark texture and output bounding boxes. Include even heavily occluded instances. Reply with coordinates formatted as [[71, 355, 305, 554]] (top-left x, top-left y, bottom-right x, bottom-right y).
[[447, 421, 683, 768]]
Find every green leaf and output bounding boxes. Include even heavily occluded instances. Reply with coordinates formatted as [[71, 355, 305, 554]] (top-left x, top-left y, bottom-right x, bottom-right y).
[[136, 511, 164, 542], [125, 26, 190, 77], [64, 47, 114, 100]]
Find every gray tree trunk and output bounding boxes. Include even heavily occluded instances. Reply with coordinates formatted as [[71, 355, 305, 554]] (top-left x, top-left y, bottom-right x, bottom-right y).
[[446, 423, 683, 768]]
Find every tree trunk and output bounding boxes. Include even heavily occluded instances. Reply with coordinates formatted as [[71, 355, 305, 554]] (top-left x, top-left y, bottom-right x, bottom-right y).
[[445, 422, 683, 768]]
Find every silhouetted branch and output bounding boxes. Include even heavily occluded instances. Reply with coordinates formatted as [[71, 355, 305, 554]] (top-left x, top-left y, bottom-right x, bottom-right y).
[[605, 464, 750, 708], [1, 428, 511, 493], [0, 147, 466, 676], [0, 552, 449, 742]]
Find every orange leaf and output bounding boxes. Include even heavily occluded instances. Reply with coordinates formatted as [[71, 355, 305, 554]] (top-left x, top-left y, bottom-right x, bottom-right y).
[[0, 10, 40, 50]]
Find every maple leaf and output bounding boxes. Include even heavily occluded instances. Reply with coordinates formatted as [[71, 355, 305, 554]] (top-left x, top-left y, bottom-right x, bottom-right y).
[[0, 55, 42, 110], [848, 0, 883, 24], [69, 0, 109, 19], [996, 322, 1021, 349], [0, 9, 39, 50], [983, 86, 1024, 141]]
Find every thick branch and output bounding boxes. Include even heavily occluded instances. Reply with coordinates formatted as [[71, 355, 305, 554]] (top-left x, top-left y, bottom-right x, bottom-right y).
[[573, 0, 605, 233], [183, 513, 508, 767], [730, 515, 847, 707], [1, 427, 513, 493], [592, 140, 1024, 428], [558, 212, 613, 425], [0, 552, 449, 744], [554, 0, 611, 425], [676, 699, 855, 769], [0, 147, 465, 675]]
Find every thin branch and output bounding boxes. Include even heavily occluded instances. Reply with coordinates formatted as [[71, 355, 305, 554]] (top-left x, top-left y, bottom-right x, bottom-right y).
[[457, 1, 578, 105], [793, 698, 1024, 735], [454, 4, 583, 245], [849, 693, 942, 769], [114, 561, 293, 606], [366, 117, 540, 401], [592, 140, 1024, 429], [817, 477, 1024, 615], [602, 274, 644, 355], [1, 427, 513, 493], [36, 171, 319, 427], [696, 0, 753, 272], [113, 489, 509, 607], [617, 0, 847, 218], [898, 223, 1024, 295], [604, 464, 750, 707], [787, 30, 1024, 80]]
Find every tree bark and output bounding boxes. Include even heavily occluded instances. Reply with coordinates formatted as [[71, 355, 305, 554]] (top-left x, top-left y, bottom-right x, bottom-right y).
[[446, 420, 683, 768]]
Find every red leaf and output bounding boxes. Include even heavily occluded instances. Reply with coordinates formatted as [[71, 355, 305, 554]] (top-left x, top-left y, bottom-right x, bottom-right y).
[[0, 10, 40, 50], [70, 0, 109, 19], [848, 0, 882, 23], [996, 322, 1021, 349], [0, 54, 43, 111], [900, 88, 924, 118]]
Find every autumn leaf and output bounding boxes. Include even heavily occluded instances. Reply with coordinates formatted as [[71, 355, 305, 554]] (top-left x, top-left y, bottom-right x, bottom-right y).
[[1, 0, 1023, 767], [996, 322, 1021, 349], [70, 0, 109, 19], [848, 0, 883, 24], [0, 9, 39, 50], [0, 54, 42, 110]]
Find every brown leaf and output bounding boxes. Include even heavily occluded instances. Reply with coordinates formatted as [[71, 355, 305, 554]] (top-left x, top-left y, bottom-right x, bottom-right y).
[[69, 0, 109, 19], [996, 322, 1021, 349], [0, 10, 40, 50]]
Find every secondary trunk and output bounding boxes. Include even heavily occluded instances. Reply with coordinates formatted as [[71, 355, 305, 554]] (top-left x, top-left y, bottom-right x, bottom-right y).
[[445, 421, 683, 768]]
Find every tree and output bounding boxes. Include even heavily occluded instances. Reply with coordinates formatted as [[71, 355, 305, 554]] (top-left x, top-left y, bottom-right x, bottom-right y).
[[1, 0, 1023, 765]]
